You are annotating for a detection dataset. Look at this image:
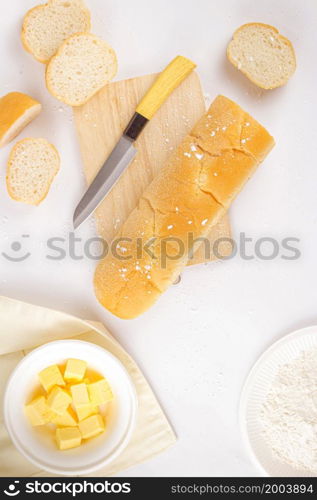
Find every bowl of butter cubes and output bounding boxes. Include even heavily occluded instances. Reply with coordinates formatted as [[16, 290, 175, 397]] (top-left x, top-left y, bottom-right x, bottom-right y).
[[4, 340, 138, 475]]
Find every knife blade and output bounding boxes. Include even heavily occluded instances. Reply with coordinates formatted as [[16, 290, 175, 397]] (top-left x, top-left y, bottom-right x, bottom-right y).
[[73, 55, 196, 230], [73, 137, 136, 229]]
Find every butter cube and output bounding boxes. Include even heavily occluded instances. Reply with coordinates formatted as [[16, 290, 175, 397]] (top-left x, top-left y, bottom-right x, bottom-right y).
[[56, 427, 82, 450], [47, 386, 72, 415], [74, 403, 98, 422], [25, 396, 51, 426], [71, 383, 97, 421], [50, 407, 77, 427], [71, 383, 89, 406], [64, 359, 87, 382], [38, 365, 65, 392], [88, 379, 113, 405], [79, 414, 105, 440]]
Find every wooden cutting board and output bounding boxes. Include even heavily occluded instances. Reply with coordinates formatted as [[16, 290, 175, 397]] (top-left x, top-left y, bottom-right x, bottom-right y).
[[73, 72, 232, 265]]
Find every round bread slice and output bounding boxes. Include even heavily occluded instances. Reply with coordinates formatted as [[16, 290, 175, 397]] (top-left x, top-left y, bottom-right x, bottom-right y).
[[7, 138, 60, 205], [0, 92, 42, 148], [21, 0, 91, 64], [227, 23, 296, 89], [46, 33, 118, 106]]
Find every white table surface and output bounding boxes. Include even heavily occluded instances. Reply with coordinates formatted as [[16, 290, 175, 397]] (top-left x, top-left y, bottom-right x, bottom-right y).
[[0, 0, 316, 477]]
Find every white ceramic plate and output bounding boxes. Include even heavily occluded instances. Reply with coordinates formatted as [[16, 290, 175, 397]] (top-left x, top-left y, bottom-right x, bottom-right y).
[[4, 340, 138, 476], [240, 325, 317, 477]]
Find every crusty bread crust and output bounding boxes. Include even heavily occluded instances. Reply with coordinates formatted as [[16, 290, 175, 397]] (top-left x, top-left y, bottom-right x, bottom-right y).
[[232, 22, 279, 38], [45, 33, 118, 106], [0, 92, 42, 148], [21, 0, 91, 64], [6, 138, 60, 205], [94, 95, 275, 319], [227, 22, 296, 90]]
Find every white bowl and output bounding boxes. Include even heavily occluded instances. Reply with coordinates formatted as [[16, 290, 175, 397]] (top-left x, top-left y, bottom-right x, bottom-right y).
[[4, 340, 138, 476], [240, 325, 317, 477]]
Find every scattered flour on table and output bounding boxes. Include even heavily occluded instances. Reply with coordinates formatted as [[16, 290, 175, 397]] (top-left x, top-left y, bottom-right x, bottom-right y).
[[260, 347, 317, 473]]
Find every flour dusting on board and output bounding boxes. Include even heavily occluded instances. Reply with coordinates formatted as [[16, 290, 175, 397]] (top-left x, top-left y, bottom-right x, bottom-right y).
[[260, 347, 317, 473]]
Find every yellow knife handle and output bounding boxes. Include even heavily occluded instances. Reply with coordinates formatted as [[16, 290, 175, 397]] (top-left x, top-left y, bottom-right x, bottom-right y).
[[124, 56, 196, 141], [136, 55, 196, 120]]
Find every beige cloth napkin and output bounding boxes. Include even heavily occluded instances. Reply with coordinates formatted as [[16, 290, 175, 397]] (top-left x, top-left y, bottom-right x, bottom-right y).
[[0, 296, 176, 477]]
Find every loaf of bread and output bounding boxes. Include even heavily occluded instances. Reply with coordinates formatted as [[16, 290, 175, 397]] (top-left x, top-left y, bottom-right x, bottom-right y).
[[94, 95, 275, 319], [227, 23, 296, 89]]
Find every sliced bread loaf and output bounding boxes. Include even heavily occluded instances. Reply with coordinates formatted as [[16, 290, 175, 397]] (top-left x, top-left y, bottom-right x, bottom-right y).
[[7, 138, 60, 205], [227, 23, 296, 89], [46, 33, 118, 106], [21, 0, 91, 63], [0, 92, 42, 148], [94, 96, 275, 319]]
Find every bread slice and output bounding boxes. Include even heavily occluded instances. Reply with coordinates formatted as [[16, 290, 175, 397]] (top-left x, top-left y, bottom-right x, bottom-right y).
[[46, 33, 118, 106], [21, 0, 91, 63], [227, 23, 296, 89], [0, 92, 42, 148], [7, 138, 60, 205]]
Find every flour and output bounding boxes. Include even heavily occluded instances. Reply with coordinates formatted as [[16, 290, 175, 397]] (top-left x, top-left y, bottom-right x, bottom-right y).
[[260, 347, 317, 473]]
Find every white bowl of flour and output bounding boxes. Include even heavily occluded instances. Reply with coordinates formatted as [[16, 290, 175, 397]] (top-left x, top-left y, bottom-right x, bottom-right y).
[[240, 325, 317, 477]]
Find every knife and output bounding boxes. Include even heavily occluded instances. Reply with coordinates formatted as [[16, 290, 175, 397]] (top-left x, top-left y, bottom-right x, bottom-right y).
[[73, 55, 196, 229]]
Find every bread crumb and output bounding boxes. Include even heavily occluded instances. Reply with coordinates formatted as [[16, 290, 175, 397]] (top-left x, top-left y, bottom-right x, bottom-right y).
[[184, 152, 191, 158], [195, 153, 204, 160], [116, 244, 127, 253], [201, 219, 208, 226]]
